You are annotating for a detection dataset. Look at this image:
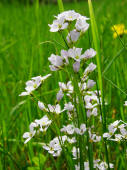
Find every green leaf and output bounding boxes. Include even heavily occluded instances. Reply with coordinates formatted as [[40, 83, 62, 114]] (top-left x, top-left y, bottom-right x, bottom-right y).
[[32, 154, 46, 167]]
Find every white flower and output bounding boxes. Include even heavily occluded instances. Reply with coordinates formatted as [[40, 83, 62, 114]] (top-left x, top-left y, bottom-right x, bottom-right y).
[[48, 51, 69, 71], [108, 120, 119, 133], [59, 81, 73, 94], [85, 93, 99, 103], [84, 94, 99, 109], [38, 101, 64, 115], [75, 124, 86, 135], [32, 74, 51, 82], [75, 164, 80, 170], [35, 115, 52, 132], [104, 121, 127, 141], [43, 136, 68, 157], [64, 102, 74, 111], [23, 122, 37, 144], [124, 101, 127, 106], [60, 135, 68, 143], [67, 137, 76, 143], [38, 101, 48, 112], [48, 104, 64, 114], [89, 130, 101, 142], [81, 48, 96, 60], [78, 80, 95, 92], [84, 162, 90, 170], [57, 10, 80, 21], [86, 79, 96, 89], [19, 74, 51, 96], [66, 29, 80, 43], [75, 16, 89, 32], [68, 47, 82, 62], [61, 124, 75, 135], [43, 138, 62, 157], [103, 132, 112, 139], [73, 61, 80, 72], [103, 120, 120, 139], [76, 160, 113, 170], [56, 90, 64, 101], [112, 134, 122, 141], [84, 62, 97, 75], [48, 54, 63, 71], [61, 49, 69, 64], [120, 127, 127, 139], [87, 108, 98, 118], [48, 17, 68, 32], [118, 123, 126, 129], [78, 82, 87, 91], [19, 91, 31, 96], [72, 147, 80, 159], [97, 162, 114, 170], [49, 65, 59, 71]]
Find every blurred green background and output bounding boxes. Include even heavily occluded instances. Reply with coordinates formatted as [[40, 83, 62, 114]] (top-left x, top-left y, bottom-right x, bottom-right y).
[[0, 0, 127, 169]]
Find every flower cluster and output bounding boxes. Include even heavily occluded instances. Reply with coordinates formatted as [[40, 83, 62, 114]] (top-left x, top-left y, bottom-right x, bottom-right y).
[[103, 120, 127, 141], [49, 10, 89, 43], [23, 115, 52, 144], [38, 101, 64, 115], [61, 123, 86, 135], [19, 74, 51, 96], [75, 160, 114, 170], [48, 47, 96, 72], [19, 10, 115, 170], [43, 135, 76, 157]]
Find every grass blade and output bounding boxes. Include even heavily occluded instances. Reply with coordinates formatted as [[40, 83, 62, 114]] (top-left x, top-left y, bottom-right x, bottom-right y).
[[88, 0, 110, 169], [57, 0, 64, 12]]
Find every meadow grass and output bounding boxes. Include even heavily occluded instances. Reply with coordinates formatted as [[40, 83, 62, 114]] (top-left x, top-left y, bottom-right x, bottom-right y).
[[0, 0, 127, 169]]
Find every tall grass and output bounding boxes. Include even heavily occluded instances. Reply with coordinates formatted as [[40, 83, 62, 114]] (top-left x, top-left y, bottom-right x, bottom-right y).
[[88, 0, 110, 168], [0, 0, 127, 169]]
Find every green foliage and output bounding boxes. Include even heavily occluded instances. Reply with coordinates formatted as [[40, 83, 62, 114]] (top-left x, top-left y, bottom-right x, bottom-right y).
[[27, 153, 46, 169], [0, 0, 127, 169]]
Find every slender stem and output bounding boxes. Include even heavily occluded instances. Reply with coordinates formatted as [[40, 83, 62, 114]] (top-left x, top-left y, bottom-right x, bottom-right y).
[[72, 73, 94, 170], [59, 31, 69, 49], [72, 74, 84, 170]]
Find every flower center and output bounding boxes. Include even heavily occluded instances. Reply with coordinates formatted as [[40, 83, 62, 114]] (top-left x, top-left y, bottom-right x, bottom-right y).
[[58, 24, 62, 29], [50, 147, 54, 151], [29, 133, 33, 137], [75, 55, 79, 59], [42, 122, 46, 125], [109, 132, 113, 136], [33, 83, 37, 88]]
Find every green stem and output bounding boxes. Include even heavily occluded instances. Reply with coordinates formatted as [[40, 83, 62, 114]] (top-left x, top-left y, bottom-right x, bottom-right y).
[[72, 73, 94, 169], [72, 74, 84, 170]]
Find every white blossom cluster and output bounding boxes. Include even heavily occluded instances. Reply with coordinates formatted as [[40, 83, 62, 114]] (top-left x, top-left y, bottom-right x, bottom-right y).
[[88, 128, 101, 142], [75, 160, 114, 170], [23, 115, 52, 144], [19, 74, 51, 96], [49, 10, 89, 43], [103, 120, 127, 141], [43, 135, 76, 157], [48, 47, 96, 72], [19, 10, 115, 170], [38, 101, 65, 114], [61, 123, 86, 135]]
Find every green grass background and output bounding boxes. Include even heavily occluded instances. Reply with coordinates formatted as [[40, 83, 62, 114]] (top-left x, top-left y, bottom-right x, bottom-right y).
[[0, 0, 127, 169]]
